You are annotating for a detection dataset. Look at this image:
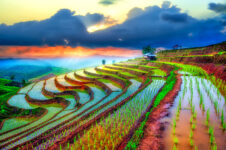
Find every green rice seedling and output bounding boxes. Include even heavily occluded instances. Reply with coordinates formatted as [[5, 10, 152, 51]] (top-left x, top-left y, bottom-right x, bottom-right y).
[[216, 89, 220, 99], [78, 133, 80, 139], [190, 78, 193, 98], [208, 126, 214, 135], [199, 94, 203, 105], [208, 126, 215, 145], [183, 80, 186, 90], [190, 139, 194, 147], [67, 142, 70, 149], [183, 85, 186, 98], [178, 98, 182, 110], [112, 142, 115, 149], [173, 137, 179, 145], [196, 78, 201, 99], [80, 138, 82, 145], [221, 109, 224, 127], [176, 107, 180, 121], [173, 119, 177, 128], [189, 130, 193, 139], [214, 101, 219, 114], [195, 146, 198, 150], [173, 144, 177, 150], [193, 111, 197, 119], [74, 143, 77, 149], [202, 102, 205, 111], [190, 116, 193, 124], [209, 135, 215, 145], [211, 144, 217, 150], [192, 123, 196, 130], [205, 109, 210, 126], [223, 123, 226, 130], [172, 125, 176, 135], [189, 98, 193, 108], [192, 105, 195, 115]]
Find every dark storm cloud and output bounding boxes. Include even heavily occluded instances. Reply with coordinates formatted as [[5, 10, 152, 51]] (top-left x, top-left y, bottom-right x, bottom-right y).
[[161, 13, 188, 23], [209, 3, 226, 13], [0, 9, 106, 46], [99, 0, 119, 6], [0, 1, 225, 49], [0, 9, 88, 46], [77, 13, 105, 27], [90, 2, 225, 48]]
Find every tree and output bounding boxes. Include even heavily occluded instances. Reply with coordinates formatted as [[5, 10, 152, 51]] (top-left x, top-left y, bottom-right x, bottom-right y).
[[10, 74, 15, 81], [142, 45, 156, 54], [22, 79, 26, 86], [102, 59, 106, 65], [173, 44, 182, 50]]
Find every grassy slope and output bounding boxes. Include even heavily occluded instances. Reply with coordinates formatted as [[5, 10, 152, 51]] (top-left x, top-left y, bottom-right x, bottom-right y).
[[0, 78, 19, 95], [0, 78, 20, 120], [157, 41, 225, 55], [29, 67, 71, 81], [0, 78, 44, 121]]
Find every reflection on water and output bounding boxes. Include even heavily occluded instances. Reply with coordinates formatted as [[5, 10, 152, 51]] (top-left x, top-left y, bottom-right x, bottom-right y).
[[162, 75, 225, 150]]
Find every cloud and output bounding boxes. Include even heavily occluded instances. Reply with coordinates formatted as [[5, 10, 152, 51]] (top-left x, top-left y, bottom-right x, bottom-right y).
[[0, 9, 108, 46], [127, 8, 144, 19], [0, 9, 88, 46], [208, 3, 226, 13], [77, 13, 105, 27], [0, 46, 141, 58], [91, 1, 225, 48], [99, 0, 119, 6], [0, 1, 225, 51], [161, 13, 189, 23], [161, 1, 171, 9]]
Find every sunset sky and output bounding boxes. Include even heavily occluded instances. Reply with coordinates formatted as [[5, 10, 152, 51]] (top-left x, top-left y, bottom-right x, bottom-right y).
[[0, 0, 225, 58]]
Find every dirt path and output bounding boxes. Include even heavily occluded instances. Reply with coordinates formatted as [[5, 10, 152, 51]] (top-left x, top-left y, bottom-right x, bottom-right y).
[[137, 71, 182, 150]]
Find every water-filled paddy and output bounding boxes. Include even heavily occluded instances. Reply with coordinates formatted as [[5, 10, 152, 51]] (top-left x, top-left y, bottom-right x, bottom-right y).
[[162, 74, 225, 150]]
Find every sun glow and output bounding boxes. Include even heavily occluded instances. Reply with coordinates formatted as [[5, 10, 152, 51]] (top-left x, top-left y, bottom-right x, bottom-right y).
[[0, 46, 142, 58], [87, 24, 110, 32]]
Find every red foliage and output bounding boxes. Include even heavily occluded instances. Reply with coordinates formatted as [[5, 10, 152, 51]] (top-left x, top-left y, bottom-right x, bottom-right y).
[[196, 63, 226, 81]]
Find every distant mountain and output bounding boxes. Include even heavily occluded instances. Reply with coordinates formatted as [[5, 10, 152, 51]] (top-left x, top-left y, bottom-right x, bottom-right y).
[[0, 56, 131, 81], [0, 65, 70, 82]]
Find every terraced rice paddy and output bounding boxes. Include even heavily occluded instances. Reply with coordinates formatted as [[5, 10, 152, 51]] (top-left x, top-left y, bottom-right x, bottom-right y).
[[0, 58, 225, 150], [28, 81, 49, 100], [45, 77, 61, 93], [8, 94, 37, 109], [162, 74, 225, 150]]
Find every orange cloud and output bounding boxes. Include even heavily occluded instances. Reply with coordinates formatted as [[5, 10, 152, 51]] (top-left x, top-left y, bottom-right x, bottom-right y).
[[0, 46, 142, 58]]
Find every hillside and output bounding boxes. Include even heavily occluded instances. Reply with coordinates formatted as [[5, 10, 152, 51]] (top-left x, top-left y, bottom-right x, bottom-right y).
[[0, 65, 70, 82], [0, 56, 225, 150], [157, 41, 226, 80], [0, 78, 45, 123]]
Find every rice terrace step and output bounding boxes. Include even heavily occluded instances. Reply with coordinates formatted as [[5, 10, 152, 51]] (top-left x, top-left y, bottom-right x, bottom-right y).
[[0, 54, 225, 150], [0, 1, 225, 149]]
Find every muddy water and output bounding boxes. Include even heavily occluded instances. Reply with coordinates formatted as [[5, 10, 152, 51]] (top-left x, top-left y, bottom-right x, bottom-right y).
[[197, 78, 226, 150], [162, 74, 225, 150]]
